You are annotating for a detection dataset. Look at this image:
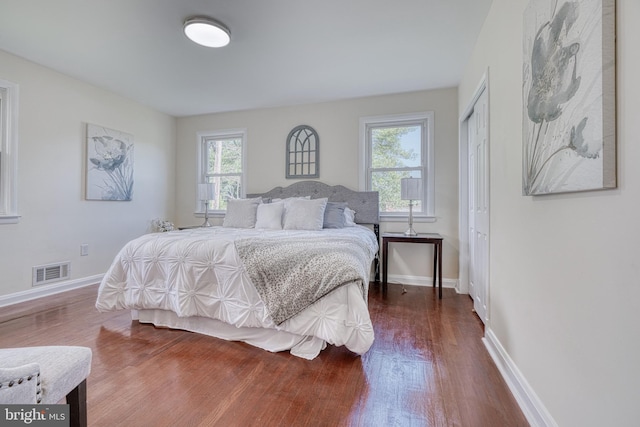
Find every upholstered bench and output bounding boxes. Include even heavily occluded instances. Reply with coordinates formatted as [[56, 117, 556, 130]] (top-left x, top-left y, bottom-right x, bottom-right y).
[[0, 346, 92, 427]]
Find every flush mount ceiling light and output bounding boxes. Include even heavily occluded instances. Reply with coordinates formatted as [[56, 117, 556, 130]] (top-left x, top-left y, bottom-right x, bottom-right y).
[[184, 16, 231, 48]]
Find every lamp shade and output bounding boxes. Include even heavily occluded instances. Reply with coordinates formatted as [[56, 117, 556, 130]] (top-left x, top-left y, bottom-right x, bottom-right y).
[[401, 178, 422, 200], [198, 183, 216, 201], [184, 17, 231, 48]]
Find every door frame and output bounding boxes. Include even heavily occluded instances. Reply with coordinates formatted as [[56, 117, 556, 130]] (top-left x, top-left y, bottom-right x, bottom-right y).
[[458, 70, 490, 319]]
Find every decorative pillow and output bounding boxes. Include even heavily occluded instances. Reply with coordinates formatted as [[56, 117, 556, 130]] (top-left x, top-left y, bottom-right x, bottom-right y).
[[283, 198, 328, 230], [255, 201, 284, 230], [323, 202, 347, 229], [222, 197, 262, 228], [344, 207, 357, 227]]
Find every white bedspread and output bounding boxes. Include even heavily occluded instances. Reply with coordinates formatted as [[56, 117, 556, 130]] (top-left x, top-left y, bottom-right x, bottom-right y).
[[96, 225, 378, 359]]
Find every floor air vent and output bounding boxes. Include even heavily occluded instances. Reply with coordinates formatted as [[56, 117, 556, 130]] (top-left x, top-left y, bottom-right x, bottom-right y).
[[32, 262, 71, 286]]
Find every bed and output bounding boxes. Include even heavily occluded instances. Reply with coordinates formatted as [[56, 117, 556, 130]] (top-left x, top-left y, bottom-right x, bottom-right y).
[[95, 181, 379, 359]]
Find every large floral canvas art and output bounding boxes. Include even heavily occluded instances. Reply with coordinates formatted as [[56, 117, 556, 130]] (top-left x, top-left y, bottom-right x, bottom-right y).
[[86, 124, 134, 201], [522, 0, 615, 195]]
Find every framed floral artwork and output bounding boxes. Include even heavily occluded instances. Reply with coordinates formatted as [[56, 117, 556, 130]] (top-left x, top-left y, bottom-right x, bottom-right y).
[[86, 124, 134, 201], [522, 0, 616, 195]]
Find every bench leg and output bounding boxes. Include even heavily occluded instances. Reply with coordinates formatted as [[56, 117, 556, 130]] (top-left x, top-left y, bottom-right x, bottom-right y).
[[66, 379, 87, 427]]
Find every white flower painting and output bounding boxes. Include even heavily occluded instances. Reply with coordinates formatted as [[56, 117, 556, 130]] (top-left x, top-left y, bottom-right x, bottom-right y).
[[86, 124, 134, 201], [522, 0, 615, 195]]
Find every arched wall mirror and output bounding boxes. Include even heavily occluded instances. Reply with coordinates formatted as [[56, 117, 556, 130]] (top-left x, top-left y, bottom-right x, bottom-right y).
[[286, 125, 319, 179]]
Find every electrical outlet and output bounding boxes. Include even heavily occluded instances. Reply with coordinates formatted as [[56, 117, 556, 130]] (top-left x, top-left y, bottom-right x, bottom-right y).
[[80, 244, 89, 256]]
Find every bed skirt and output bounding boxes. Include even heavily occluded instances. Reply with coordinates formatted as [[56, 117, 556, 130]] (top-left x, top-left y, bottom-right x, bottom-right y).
[[133, 309, 327, 360]]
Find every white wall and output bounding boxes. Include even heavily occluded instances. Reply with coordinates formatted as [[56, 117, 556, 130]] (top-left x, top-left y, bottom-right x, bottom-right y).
[[176, 89, 460, 281], [0, 50, 176, 299], [459, 1, 639, 425]]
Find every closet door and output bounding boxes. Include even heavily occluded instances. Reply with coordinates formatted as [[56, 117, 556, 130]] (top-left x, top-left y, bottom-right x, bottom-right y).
[[468, 88, 489, 324]]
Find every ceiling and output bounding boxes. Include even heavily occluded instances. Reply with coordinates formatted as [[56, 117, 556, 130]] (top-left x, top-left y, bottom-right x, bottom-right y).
[[0, 0, 492, 117]]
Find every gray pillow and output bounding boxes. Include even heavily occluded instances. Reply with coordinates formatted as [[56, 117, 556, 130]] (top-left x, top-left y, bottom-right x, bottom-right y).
[[323, 202, 347, 228], [222, 197, 262, 228]]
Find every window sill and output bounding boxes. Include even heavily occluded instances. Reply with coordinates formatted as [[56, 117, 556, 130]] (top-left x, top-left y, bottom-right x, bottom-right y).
[[380, 214, 436, 223], [0, 214, 21, 224], [194, 211, 225, 218]]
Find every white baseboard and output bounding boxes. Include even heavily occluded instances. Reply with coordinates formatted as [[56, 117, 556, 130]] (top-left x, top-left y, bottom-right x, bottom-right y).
[[0, 274, 103, 307], [385, 273, 459, 291], [483, 328, 557, 427]]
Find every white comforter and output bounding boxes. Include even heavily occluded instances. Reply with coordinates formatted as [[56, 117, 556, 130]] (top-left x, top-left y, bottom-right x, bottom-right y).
[[96, 225, 378, 359]]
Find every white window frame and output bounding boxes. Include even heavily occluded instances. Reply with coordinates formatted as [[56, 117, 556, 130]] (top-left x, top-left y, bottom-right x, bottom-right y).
[[359, 111, 435, 221], [0, 79, 19, 224], [195, 128, 247, 215]]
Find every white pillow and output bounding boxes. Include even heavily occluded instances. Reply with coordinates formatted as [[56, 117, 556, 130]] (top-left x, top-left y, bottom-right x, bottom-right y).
[[255, 201, 284, 230], [344, 207, 356, 227], [222, 197, 262, 228], [283, 198, 328, 230], [272, 196, 310, 205]]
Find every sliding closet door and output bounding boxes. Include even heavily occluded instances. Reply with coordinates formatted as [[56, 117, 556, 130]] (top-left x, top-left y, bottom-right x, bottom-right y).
[[468, 87, 489, 324]]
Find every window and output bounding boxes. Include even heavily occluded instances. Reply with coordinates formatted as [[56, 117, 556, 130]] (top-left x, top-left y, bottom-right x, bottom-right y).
[[197, 129, 246, 213], [0, 79, 19, 224], [360, 112, 434, 219]]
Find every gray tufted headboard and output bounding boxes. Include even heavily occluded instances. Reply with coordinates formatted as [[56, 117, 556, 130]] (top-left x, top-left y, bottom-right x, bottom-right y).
[[247, 181, 379, 225]]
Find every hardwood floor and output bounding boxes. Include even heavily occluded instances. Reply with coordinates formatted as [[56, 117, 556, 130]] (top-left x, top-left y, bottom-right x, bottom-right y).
[[0, 284, 528, 426]]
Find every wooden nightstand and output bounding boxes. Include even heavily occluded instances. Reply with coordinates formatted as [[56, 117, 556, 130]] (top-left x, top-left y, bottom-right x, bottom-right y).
[[382, 232, 443, 299]]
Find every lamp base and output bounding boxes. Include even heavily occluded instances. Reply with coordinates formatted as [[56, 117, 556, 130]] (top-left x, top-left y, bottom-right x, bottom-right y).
[[404, 200, 417, 236], [201, 204, 212, 227], [404, 228, 418, 236]]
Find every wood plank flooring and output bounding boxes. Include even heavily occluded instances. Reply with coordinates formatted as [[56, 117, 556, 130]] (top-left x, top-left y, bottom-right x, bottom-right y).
[[0, 284, 528, 426]]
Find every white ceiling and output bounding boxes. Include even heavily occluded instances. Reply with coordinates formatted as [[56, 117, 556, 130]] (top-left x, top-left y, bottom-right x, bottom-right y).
[[0, 0, 492, 117]]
